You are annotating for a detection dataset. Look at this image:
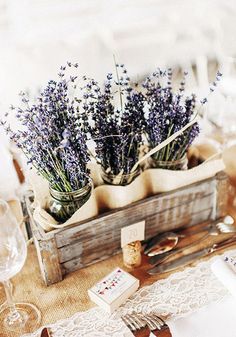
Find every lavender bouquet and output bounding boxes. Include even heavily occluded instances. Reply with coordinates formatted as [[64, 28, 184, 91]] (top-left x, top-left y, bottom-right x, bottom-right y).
[[143, 68, 223, 170], [142, 69, 200, 169], [2, 63, 91, 222], [82, 64, 146, 185]]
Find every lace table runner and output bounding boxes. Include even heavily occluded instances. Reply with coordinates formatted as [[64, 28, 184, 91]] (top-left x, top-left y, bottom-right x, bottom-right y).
[[23, 250, 235, 337]]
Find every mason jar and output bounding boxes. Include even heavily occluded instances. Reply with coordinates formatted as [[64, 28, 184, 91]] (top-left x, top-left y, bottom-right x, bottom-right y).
[[48, 181, 92, 223], [100, 167, 141, 186], [148, 154, 188, 170]]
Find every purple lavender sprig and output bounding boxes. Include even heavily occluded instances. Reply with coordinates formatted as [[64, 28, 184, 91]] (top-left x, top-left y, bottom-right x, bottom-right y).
[[143, 68, 200, 163], [200, 71, 223, 105], [1, 63, 90, 192], [83, 63, 146, 176]]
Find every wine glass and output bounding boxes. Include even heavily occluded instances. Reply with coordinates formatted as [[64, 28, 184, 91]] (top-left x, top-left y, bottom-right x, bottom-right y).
[[0, 282, 13, 313], [0, 283, 6, 313], [0, 199, 41, 335], [0, 281, 15, 313]]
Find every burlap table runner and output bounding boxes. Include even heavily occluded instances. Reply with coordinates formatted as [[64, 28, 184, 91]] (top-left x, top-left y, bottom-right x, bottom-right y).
[[0, 242, 170, 337], [0, 245, 124, 327], [1, 199, 131, 335]]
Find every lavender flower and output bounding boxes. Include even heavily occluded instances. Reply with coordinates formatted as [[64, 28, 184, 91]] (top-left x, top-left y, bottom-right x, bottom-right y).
[[200, 71, 223, 104], [143, 68, 200, 163], [2, 63, 90, 192], [83, 63, 146, 176]]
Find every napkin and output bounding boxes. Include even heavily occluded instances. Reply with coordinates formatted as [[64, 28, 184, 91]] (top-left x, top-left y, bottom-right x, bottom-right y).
[[168, 257, 236, 337], [167, 294, 236, 337], [211, 257, 236, 298]]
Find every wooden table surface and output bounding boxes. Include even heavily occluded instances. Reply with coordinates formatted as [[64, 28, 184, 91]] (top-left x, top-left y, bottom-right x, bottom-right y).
[[2, 195, 236, 337]]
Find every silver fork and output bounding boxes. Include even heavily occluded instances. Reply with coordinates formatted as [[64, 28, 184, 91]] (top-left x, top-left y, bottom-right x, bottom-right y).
[[121, 312, 167, 332], [149, 215, 236, 265], [216, 216, 235, 233]]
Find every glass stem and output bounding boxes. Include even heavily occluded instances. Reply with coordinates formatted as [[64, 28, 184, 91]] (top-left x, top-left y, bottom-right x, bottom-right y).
[[3, 280, 20, 322]]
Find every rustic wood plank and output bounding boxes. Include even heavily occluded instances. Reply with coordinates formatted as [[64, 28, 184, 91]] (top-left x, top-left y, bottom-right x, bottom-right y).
[[25, 193, 56, 241], [57, 190, 214, 249], [27, 171, 228, 285], [57, 197, 214, 264], [34, 237, 63, 286], [61, 246, 121, 275], [59, 207, 214, 266], [55, 177, 217, 248]]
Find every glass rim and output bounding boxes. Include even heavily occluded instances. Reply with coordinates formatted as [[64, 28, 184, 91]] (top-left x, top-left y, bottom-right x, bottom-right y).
[[150, 154, 188, 165], [100, 166, 141, 179], [49, 179, 93, 196]]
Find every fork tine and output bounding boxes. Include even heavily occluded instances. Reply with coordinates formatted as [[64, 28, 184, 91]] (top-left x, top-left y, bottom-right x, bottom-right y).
[[142, 315, 158, 330], [216, 222, 236, 233], [134, 313, 146, 328], [122, 315, 136, 331], [147, 314, 162, 329], [149, 314, 163, 330], [126, 314, 141, 330], [122, 312, 167, 332], [216, 222, 225, 229], [151, 313, 166, 327], [135, 313, 163, 330]]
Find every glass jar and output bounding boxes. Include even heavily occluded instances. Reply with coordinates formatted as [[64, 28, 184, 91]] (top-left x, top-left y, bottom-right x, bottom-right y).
[[148, 154, 188, 170], [122, 241, 142, 268], [100, 167, 141, 186], [48, 182, 92, 223]]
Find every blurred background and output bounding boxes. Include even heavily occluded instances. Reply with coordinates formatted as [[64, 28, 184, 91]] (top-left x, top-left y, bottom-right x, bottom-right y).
[[0, 0, 236, 198], [0, 0, 236, 101]]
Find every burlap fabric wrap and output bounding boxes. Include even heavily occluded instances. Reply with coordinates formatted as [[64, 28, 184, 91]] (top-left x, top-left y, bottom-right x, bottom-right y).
[[0, 244, 127, 337], [30, 159, 225, 231]]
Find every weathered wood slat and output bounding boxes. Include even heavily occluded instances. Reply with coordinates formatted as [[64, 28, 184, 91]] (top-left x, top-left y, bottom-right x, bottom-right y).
[[60, 206, 214, 274], [61, 247, 121, 275], [34, 237, 63, 285], [28, 171, 229, 286], [55, 179, 216, 248], [57, 194, 214, 264], [59, 207, 213, 264]]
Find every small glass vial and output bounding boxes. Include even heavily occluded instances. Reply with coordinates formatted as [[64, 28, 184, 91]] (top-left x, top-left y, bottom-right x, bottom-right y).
[[122, 240, 142, 268]]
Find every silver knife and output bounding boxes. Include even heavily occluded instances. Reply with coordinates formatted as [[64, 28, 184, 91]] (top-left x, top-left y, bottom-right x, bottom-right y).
[[147, 235, 236, 275]]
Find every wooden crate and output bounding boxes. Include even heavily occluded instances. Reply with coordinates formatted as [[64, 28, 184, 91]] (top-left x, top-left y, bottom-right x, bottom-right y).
[[26, 171, 228, 286]]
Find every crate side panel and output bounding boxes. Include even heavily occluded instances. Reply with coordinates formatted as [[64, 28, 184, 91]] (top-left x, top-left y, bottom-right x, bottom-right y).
[[33, 237, 63, 286], [58, 191, 215, 264], [55, 178, 216, 248], [60, 206, 215, 274]]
